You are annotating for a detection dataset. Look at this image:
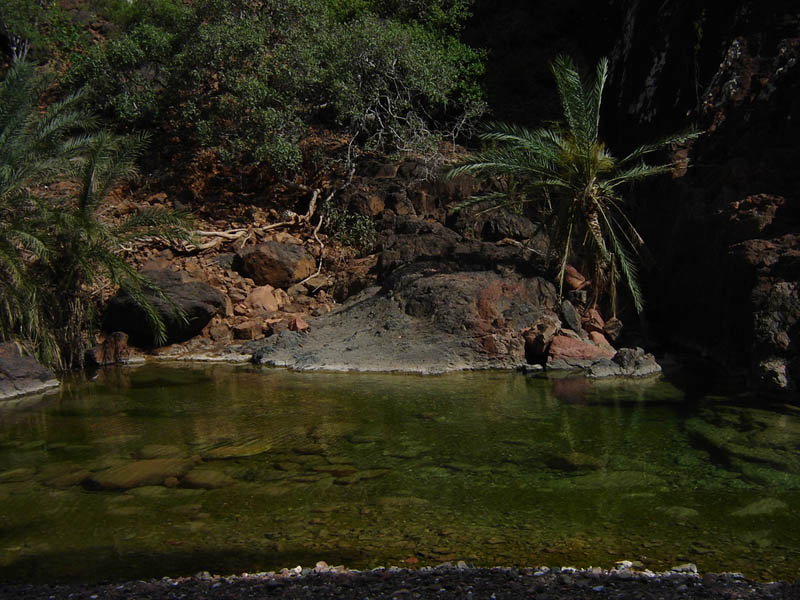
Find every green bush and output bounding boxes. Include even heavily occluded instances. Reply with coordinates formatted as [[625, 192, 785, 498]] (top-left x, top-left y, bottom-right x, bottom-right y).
[[1, 0, 88, 59], [323, 200, 377, 256], [66, 0, 485, 174]]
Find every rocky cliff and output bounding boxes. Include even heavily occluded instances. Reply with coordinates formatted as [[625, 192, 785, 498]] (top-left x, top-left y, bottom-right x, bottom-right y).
[[606, 1, 799, 393]]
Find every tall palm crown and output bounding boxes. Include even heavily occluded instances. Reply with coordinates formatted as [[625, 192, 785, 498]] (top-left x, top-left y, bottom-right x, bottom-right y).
[[449, 55, 698, 314]]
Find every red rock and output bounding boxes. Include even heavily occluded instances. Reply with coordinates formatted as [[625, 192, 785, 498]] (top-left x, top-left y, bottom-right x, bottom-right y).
[[246, 285, 280, 313], [233, 320, 265, 340], [589, 330, 615, 352], [288, 317, 310, 332], [564, 265, 590, 291], [547, 335, 616, 362]]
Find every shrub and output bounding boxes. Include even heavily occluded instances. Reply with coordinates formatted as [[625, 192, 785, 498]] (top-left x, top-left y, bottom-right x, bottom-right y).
[[323, 199, 377, 256], [66, 0, 485, 174]]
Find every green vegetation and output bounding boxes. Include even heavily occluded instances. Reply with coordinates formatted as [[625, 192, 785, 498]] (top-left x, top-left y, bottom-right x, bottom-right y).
[[0, 55, 193, 370], [323, 199, 377, 256], [61, 0, 485, 174], [0, 0, 88, 60], [449, 55, 698, 314]]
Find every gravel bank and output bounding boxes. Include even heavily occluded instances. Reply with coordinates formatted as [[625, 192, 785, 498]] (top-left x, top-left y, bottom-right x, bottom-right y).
[[3, 564, 798, 600]]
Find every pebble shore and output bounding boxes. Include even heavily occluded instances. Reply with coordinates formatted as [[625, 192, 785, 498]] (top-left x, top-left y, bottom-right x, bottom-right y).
[[3, 562, 798, 600]]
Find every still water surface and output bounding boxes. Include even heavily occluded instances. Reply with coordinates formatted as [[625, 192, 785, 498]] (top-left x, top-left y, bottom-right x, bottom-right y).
[[1, 363, 799, 582]]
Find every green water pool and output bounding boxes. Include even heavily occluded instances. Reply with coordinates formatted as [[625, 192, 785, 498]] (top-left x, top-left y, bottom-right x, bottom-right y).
[[0, 363, 798, 582]]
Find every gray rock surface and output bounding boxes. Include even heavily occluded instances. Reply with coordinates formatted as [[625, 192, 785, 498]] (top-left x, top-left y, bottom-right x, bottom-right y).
[[251, 263, 557, 373], [0, 342, 59, 400], [586, 347, 663, 378]]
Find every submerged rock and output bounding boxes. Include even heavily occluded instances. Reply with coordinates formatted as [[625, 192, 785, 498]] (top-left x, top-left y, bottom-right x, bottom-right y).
[[0, 467, 36, 483], [202, 439, 273, 459], [546, 452, 605, 472], [135, 444, 184, 459], [731, 498, 788, 517], [85, 457, 198, 490], [181, 468, 236, 489]]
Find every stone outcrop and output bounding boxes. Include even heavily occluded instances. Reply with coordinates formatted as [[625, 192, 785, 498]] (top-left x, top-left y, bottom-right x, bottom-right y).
[[246, 213, 667, 377], [546, 335, 616, 371], [0, 342, 59, 400], [250, 213, 558, 373], [587, 347, 662, 379], [102, 269, 226, 347], [233, 240, 316, 288]]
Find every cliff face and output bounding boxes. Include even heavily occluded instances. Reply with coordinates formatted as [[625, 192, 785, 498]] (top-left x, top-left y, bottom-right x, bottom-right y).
[[606, 1, 800, 393]]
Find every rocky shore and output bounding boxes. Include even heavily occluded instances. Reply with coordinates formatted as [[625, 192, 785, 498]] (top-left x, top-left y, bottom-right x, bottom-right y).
[[3, 563, 797, 600]]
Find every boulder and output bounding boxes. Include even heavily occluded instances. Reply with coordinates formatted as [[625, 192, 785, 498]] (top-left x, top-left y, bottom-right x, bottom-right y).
[[246, 285, 280, 313], [84, 457, 198, 490], [546, 334, 616, 370], [233, 320, 266, 340], [103, 269, 226, 347], [0, 342, 59, 400], [452, 205, 539, 242], [233, 241, 316, 288], [288, 316, 310, 332], [564, 265, 590, 291], [582, 308, 605, 333], [586, 347, 662, 378], [603, 317, 623, 342], [559, 299, 585, 338]]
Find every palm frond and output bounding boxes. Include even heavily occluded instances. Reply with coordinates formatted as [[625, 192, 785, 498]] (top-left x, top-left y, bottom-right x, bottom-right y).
[[596, 202, 644, 313], [588, 57, 608, 142], [618, 129, 701, 166], [606, 163, 672, 188], [551, 55, 591, 146]]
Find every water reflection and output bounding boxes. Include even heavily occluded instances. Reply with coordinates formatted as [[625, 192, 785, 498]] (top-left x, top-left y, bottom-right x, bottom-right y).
[[0, 363, 798, 583]]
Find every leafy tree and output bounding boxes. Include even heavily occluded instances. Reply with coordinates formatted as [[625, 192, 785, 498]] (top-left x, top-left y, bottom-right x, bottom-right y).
[[448, 55, 698, 315], [67, 0, 485, 174], [0, 55, 193, 370]]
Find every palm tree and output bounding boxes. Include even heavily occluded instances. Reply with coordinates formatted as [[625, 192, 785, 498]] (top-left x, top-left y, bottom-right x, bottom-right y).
[[0, 53, 193, 370], [0, 53, 93, 364], [448, 55, 698, 315]]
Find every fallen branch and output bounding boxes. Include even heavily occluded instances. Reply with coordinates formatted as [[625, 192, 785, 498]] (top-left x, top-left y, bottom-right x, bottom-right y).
[[297, 190, 333, 288], [178, 184, 325, 252]]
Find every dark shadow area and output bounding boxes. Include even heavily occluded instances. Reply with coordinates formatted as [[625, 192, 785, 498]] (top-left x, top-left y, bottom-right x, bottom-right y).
[[0, 545, 367, 584]]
